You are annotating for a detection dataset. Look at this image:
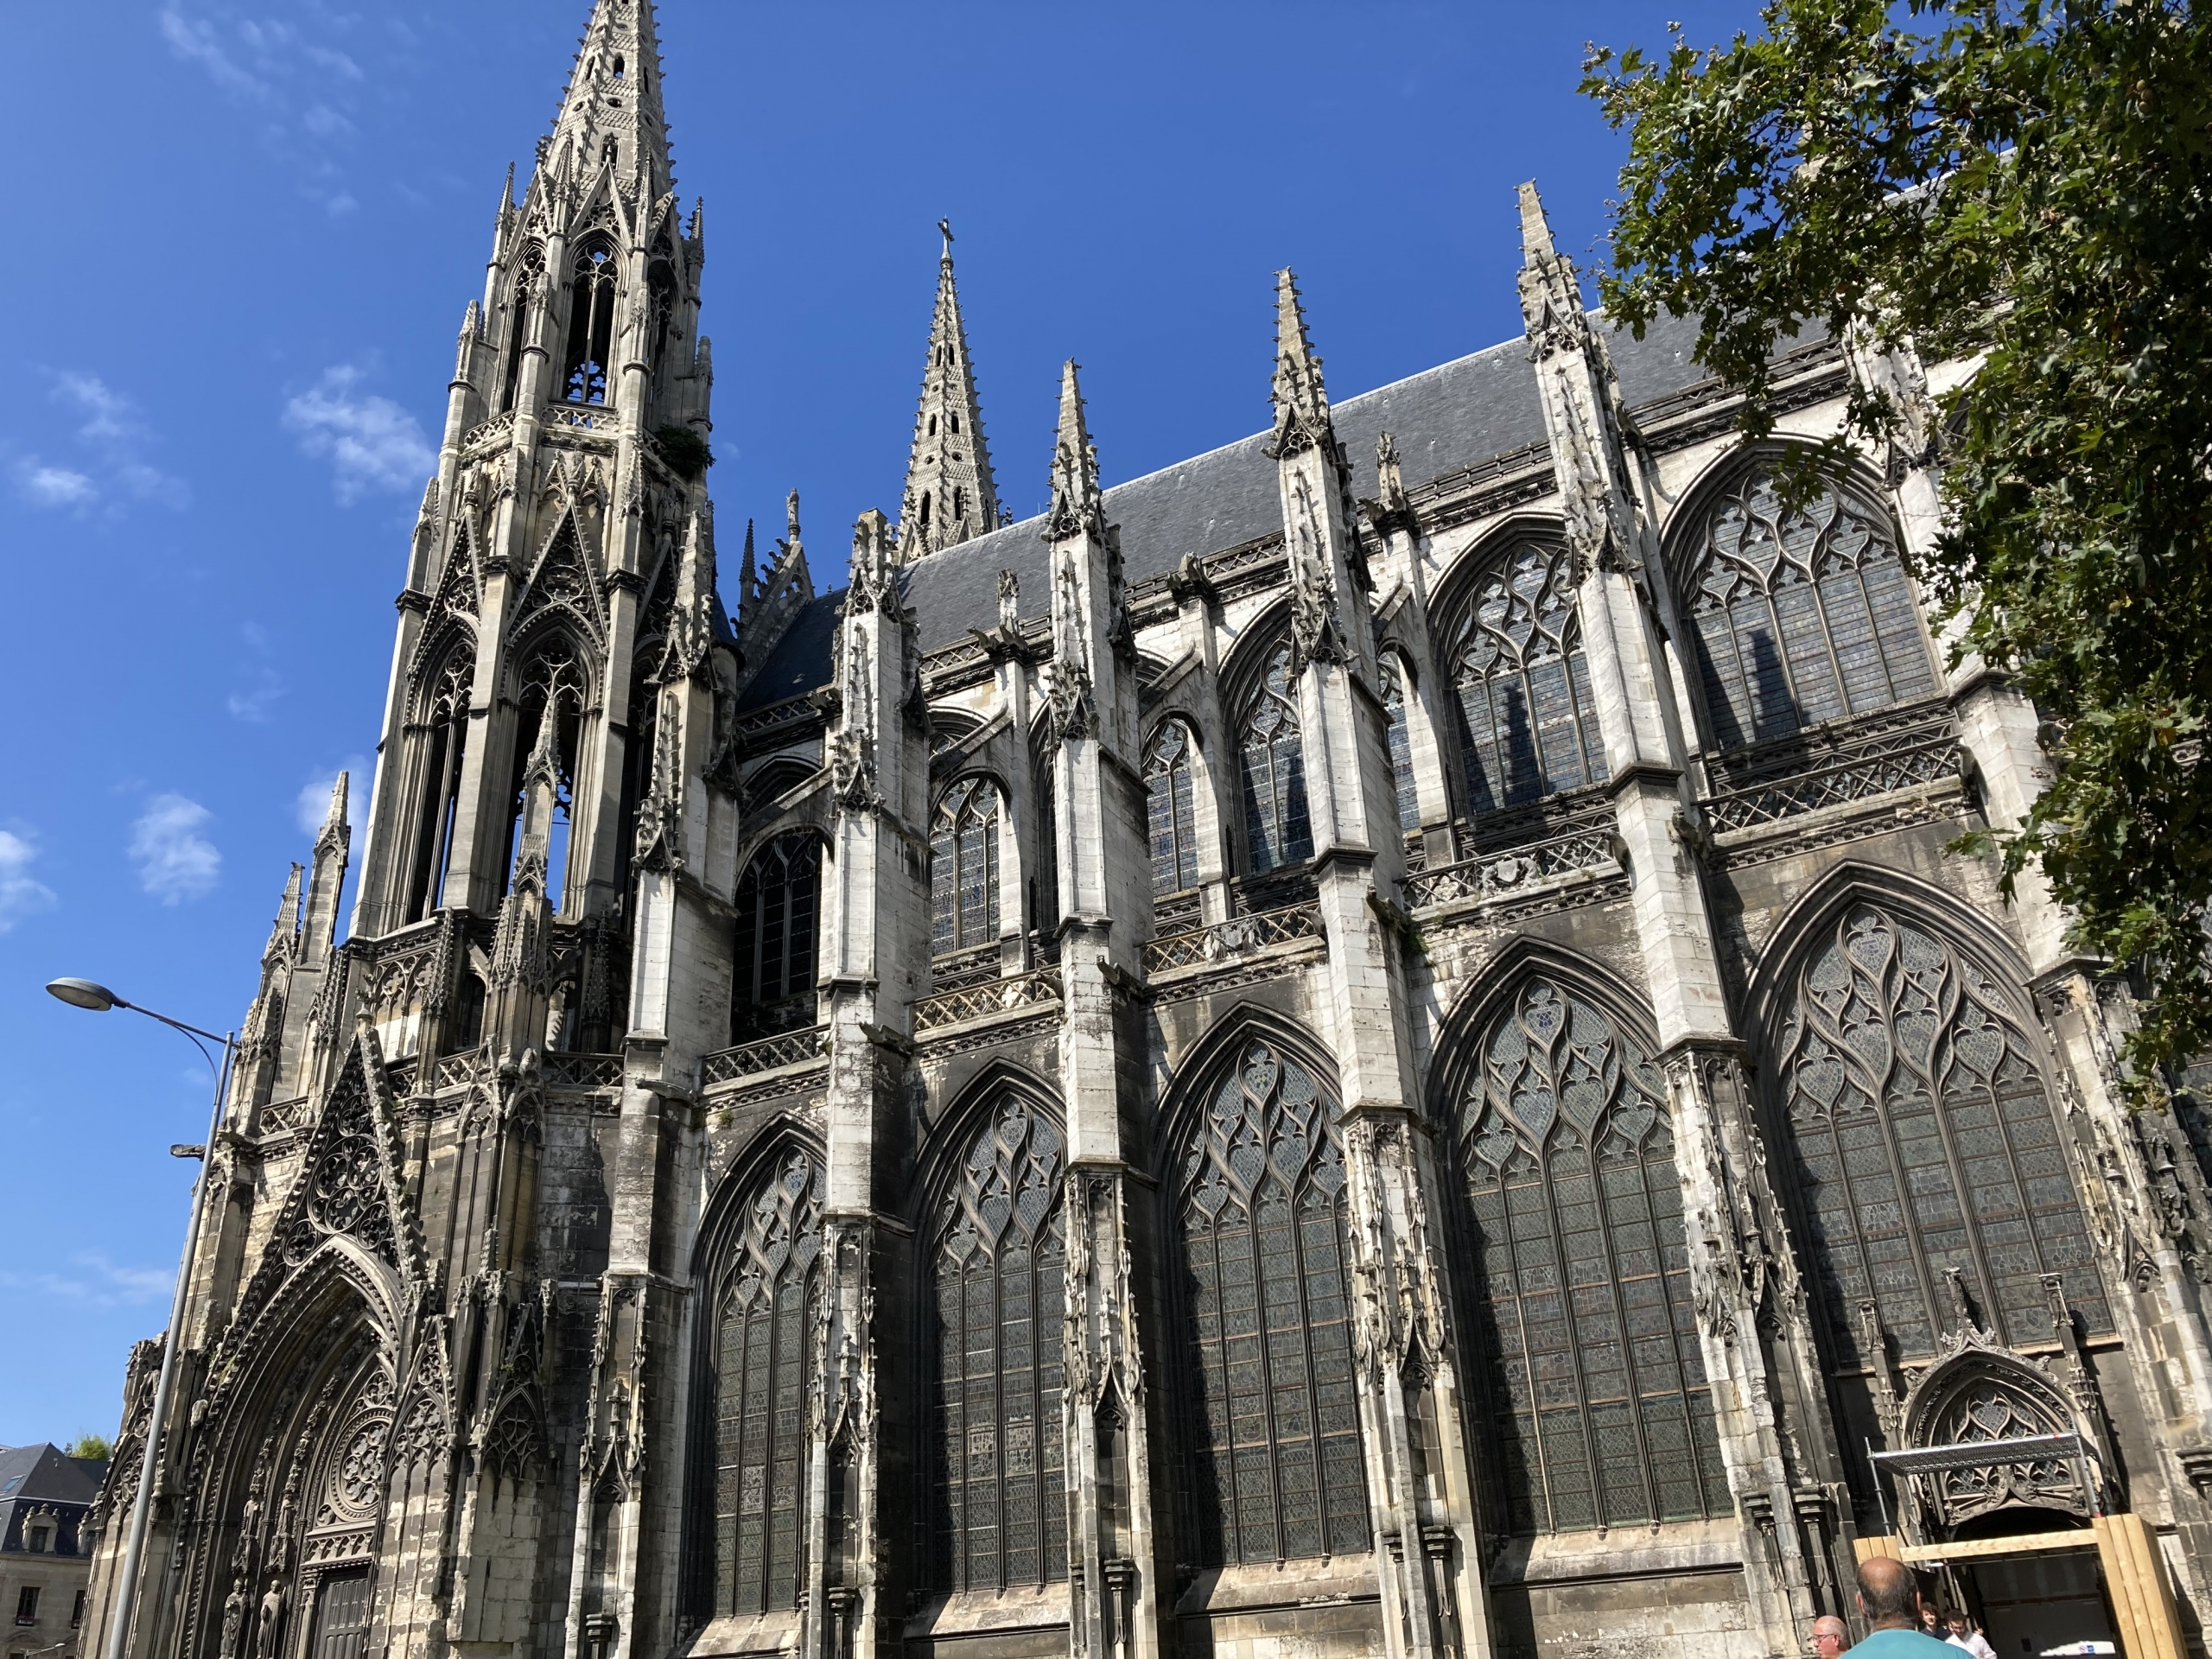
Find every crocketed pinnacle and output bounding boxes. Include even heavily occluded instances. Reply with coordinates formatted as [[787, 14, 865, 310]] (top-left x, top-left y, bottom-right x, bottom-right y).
[[1268, 268, 1332, 459], [543, 0, 674, 203], [1516, 180, 1588, 359], [897, 225, 1000, 560], [1046, 359, 1102, 537]]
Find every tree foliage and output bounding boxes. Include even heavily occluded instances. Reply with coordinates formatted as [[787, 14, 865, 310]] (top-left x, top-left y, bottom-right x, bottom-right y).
[[1584, 0, 2212, 1094]]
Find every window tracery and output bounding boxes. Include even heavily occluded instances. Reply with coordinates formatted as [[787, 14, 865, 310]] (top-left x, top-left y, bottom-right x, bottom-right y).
[[1449, 540, 1605, 814], [1776, 904, 2112, 1363], [1684, 467, 1936, 750], [1145, 720, 1202, 896], [563, 242, 620, 406], [732, 836, 821, 1034], [504, 637, 587, 902], [1172, 1039, 1365, 1565], [501, 243, 544, 414], [1379, 656, 1421, 832], [1237, 645, 1313, 874], [1455, 981, 1725, 1534], [928, 1096, 1068, 1592], [710, 1150, 823, 1618], [931, 777, 1001, 956], [405, 651, 474, 924]]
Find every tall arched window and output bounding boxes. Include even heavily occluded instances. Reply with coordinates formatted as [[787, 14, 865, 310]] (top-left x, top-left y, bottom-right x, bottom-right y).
[[406, 651, 474, 924], [1684, 467, 1937, 750], [504, 637, 586, 905], [709, 1150, 823, 1618], [733, 836, 821, 1031], [1455, 981, 1725, 1535], [1173, 1039, 1365, 1565], [1379, 655, 1421, 832], [1145, 721, 1202, 896], [501, 244, 544, 414], [1238, 644, 1313, 874], [929, 1096, 1068, 1592], [1775, 905, 2112, 1363], [563, 243, 620, 405], [931, 778, 1001, 955], [1450, 540, 1606, 815]]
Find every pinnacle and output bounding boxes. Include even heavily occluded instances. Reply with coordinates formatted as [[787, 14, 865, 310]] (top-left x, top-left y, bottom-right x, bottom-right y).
[[898, 226, 999, 559], [1517, 180, 1558, 265], [1054, 359, 1090, 459], [541, 0, 673, 202], [1047, 359, 1102, 531], [1270, 268, 1330, 441], [320, 772, 350, 843]]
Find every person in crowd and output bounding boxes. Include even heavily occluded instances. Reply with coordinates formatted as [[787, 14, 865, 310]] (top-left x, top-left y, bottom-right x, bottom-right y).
[[1947, 1610, 1999, 1659], [1813, 1614, 1851, 1656], [1852, 1558, 1959, 1659]]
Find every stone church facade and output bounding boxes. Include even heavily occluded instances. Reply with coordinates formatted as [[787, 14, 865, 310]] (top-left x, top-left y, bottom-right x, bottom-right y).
[[79, 5, 2212, 1659]]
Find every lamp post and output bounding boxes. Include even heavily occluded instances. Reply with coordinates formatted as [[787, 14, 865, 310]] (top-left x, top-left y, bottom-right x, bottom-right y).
[[45, 979, 237, 1659]]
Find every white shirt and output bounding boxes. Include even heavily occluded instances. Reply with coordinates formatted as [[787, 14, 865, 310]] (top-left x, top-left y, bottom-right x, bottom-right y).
[[1948, 1630, 1999, 1659]]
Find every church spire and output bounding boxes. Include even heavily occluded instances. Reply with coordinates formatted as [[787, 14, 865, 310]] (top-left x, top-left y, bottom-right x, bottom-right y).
[[897, 221, 1000, 561], [1268, 268, 1335, 461], [543, 0, 673, 203]]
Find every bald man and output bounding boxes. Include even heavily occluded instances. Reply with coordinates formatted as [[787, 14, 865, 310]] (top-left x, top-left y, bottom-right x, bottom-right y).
[[1812, 1614, 1849, 1657], [1851, 1558, 1956, 1659]]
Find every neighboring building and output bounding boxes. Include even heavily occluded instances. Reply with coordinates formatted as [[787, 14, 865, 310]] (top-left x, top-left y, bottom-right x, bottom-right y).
[[79, 5, 2212, 1659], [1, 1446, 106, 1659]]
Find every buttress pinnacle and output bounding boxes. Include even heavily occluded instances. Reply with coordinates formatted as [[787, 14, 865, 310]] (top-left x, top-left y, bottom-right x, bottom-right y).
[[897, 225, 1000, 561]]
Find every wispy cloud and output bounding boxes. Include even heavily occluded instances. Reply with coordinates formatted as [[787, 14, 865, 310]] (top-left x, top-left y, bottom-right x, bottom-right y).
[[284, 365, 435, 504], [157, 7, 378, 215], [295, 760, 365, 838], [227, 620, 287, 723], [130, 794, 222, 905], [0, 1254, 173, 1308], [9, 372, 188, 516], [0, 830, 59, 933]]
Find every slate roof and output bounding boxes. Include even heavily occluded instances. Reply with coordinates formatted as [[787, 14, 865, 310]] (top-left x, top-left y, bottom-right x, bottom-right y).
[[739, 307, 1710, 686], [0, 1444, 105, 1506]]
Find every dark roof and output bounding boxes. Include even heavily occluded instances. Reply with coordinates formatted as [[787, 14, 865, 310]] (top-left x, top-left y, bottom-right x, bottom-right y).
[[0, 1445, 105, 1504], [748, 306, 1712, 677]]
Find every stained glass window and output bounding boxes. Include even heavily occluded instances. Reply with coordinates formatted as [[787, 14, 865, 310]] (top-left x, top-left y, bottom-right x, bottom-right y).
[[1776, 905, 2112, 1364], [711, 1151, 823, 1617], [1145, 721, 1203, 895], [1173, 1040, 1366, 1564], [931, 777, 1001, 956], [1685, 468, 1936, 750], [929, 1097, 1069, 1591], [733, 836, 821, 1012], [1456, 981, 1726, 1534], [563, 242, 620, 405], [1379, 656, 1421, 832], [1239, 645, 1314, 874], [1450, 541, 1606, 814]]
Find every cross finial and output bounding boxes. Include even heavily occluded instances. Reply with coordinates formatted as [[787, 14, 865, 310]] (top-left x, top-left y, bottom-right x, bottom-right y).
[[938, 217, 954, 257]]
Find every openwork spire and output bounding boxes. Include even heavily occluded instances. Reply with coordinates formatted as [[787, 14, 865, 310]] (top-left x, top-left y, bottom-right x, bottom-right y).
[[1268, 268, 1332, 460], [897, 223, 1000, 561], [543, 0, 673, 203]]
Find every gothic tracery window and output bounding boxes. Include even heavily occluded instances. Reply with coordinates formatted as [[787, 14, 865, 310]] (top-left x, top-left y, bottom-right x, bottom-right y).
[[732, 836, 821, 1033], [709, 1151, 823, 1618], [502, 243, 544, 414], [931, 777, 1001, 956], [929, 1097, 1068, 1592], [563, 242, 620, 405], [406, 650, 474, 924], [1450, 540, 1606, 815], [1776, 905, 2112, 1363], [1172, 1039, 1366, 1565], [504, 637, 586, 905], [1379, 655, 1421, 832], [1455, 982, 1726, 1534], [1145, 720, 1202, 896], [1238, 644, 1314, 874], [1684, 467, 1936, 750]]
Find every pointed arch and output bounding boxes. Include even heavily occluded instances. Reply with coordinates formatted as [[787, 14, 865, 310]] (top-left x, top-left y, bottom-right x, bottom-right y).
[[1142, 715, 1205, 896], [1155, 1010, 1365, 1567], [1745, 864, 2113, 1368], [562, 234, 621, 405], [1662, 443, 1936, 752], [931, 772, 1005, 956], [1376, 649, 1423, 833], [1896, 1331, 2105, 1535], [688, 1124, 828, 1622], [1219, 611, 1313, 876], [912, 1065, 1069, 1592], [730, 831, 823, 1039], [1431, 950, 1726, 1535], [403, 636, 475, 923]]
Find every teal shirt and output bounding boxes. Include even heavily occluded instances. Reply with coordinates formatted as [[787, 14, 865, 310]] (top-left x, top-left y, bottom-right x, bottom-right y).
[[1854, 1630, 1965, 1659]]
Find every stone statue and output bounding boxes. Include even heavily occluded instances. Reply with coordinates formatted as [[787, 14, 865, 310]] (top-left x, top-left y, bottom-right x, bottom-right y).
[[220, 1580, 248, 1659], [254, 1577, 286, 1659]]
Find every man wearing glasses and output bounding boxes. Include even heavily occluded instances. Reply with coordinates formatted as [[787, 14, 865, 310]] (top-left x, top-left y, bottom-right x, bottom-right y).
[[1814, 1616, 1850, 1656]]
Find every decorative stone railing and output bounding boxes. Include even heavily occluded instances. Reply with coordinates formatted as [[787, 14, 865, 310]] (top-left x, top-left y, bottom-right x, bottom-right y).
[[544, 402, 617, 433], [912, 968, 1063, 1035], [434, 1046, 485, 1090], [540, 1052, 625, 1090], [1403, 807, 1619, 911], [260, 1096, 311, 1135], [1701, 704, 1962, 833], [930, 944, 1001, 993], [1143, 901, 1325, 976], [702, 1026, 828, 1085], [461, 410, 513, 450], [384, 1057, 418, 1094]]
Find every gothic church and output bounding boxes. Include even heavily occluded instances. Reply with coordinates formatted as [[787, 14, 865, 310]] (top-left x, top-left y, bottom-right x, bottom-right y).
[[80, 6, 2212, 1659]]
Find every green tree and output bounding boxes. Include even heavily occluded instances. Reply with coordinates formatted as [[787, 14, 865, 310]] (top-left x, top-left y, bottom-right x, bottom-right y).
[[1583, 0, 2212, 1094], [66, 1433, 112, 1461]]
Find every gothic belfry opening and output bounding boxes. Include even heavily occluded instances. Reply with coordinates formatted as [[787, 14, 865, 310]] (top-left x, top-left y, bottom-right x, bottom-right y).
[[79, 12, 2212, 1659]]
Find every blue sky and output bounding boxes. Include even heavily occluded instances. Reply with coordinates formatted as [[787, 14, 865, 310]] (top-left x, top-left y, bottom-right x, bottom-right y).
[[0, 0, 1757, 1441]]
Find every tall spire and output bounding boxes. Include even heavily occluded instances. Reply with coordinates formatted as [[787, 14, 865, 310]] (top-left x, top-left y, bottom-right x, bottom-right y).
[[1046, 359, 1103, 541], [897, 222, 1000, 561], [542, 0, 674, 204], [1268, 268, 1334, 460], [1516, 180, 1590, 361]]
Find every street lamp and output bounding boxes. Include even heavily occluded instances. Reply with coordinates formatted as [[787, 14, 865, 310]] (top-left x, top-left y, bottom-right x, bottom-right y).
[[45, 978, 237, 1659]]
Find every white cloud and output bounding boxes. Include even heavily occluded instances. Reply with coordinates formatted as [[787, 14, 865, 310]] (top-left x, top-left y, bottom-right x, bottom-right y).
[[0, 830, 58, 933], [0, 1255, 173, 1308], [10, 372, 188, 514], [295, 760, 365, 838], [16, 464, 94, 507], [285, 365, 435, 504], [130, 793, 222, 905], [159, 8, 273, 99]]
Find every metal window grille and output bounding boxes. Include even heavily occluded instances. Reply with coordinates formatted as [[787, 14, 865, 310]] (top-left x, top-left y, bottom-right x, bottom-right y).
[[1457, 980, 1727, 1534], [1449, 541, 1607, 815], [1145, 720, 1202, 896], [1173, 1040, 1366, 1565], [712, 1152, 823, 1616], [1238, 646, 1314, 874], [1777, 905, 2113, 1364], [931, 778, 1001, 956], [1686, 469, 1937, 749], [929, 1098, 1068, 1591]]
